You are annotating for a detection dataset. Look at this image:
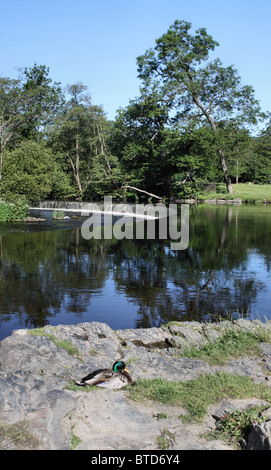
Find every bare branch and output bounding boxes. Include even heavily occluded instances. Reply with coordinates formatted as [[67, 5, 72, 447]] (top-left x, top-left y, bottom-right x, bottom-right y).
[[122, 185, 162, 200]]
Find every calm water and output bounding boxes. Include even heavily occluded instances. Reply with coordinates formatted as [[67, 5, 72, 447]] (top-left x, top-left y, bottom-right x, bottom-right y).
[[0, 203, 271, 340]]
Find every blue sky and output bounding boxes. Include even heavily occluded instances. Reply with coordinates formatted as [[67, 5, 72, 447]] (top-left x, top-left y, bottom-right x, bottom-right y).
[[1, 0, 270, 122]]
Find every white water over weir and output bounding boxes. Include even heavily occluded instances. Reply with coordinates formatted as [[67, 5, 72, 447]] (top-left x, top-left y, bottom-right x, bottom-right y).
[[30, 200, 158, 220]]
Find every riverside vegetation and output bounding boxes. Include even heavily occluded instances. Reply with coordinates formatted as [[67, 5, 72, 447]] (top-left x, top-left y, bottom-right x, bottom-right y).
[[199, 183, 271, 204], [0, 183, 270, 223], [1, 20, 271, 208], [1, 318, 271, 450], [1, 16, 271, 452], [0, 199, 29, 222]]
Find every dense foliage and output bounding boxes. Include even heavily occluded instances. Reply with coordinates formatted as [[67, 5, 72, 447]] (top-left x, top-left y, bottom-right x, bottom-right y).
[[0, 21, 270, 204], [0, 200, 29, 221]]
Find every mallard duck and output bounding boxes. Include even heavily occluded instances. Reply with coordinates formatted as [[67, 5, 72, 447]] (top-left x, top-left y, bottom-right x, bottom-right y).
[[76, 361, 132, 389]]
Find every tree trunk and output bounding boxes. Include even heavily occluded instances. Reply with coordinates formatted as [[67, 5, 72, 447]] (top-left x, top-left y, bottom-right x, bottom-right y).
[[96, 124, 119, 190], [68, 133, 83, 198], [236, 153, 239, 184], [191, 95, 234, 194], [218, 148, 234, 194], [68, 154, 82, 197]]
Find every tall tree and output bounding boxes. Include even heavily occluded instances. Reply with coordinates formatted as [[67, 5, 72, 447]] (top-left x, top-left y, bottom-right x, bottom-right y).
[[137, 20, 265, 193], [0, 64, 62, 187], [19, 64, 63, 139], [51, 83, 120, 199], [216, 123, 252, 184], [1, 140, 55, 202], [247, 123, 271, 183], [112, 88, 223, 200], [112, 90, 172, 199]]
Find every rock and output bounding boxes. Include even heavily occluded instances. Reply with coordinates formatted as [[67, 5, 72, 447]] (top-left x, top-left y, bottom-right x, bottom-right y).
[[167, 321, 208, 349], [209, 398, 268, 421], [216, 357, 268, 383], [23, 217, 46, 222], [203, 199, 217, 204], [0, 372, 77, 449], [246, 421, 271, 450], [170, 326, 207, 348], [1, 320, 271, 450], [226, 198, 242, 205]]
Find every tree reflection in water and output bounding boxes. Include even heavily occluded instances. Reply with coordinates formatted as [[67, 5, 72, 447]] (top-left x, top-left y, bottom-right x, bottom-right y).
[[0, 204, 271, 339]]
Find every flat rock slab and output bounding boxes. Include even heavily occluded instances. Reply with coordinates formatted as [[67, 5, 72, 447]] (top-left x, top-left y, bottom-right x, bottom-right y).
[[1, 320, 271, 450], [71, 389, 232, 450]]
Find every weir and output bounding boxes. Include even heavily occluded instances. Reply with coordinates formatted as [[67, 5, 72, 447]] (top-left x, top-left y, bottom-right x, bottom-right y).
[[30, 200, 158, 219]]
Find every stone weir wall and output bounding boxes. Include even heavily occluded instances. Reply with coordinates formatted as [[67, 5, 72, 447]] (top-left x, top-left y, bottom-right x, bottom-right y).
[[1, 319, 271, 450]]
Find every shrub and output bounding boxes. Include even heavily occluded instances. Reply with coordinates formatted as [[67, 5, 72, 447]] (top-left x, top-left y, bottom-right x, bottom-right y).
[[0, 199, 29, 221], [1, 141, 54, 203]]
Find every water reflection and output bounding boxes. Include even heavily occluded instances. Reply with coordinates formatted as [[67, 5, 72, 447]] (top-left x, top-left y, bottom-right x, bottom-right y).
[[0, 204, 271, 339]]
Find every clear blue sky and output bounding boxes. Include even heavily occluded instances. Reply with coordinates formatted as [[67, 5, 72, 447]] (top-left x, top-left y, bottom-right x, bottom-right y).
[[1, 0, 270, 122]]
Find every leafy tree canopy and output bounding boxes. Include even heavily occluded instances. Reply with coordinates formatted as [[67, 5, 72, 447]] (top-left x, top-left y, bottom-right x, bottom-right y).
[[1, 140, 55, 203], [136, 20, 266, 193]]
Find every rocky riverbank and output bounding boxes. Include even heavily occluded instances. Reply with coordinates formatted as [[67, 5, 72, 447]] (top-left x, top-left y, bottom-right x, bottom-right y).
[[1, 319, 271, 450]]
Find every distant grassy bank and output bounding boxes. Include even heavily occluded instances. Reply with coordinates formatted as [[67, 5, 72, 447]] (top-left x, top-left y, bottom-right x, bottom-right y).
[[201, 183, 271, 204]]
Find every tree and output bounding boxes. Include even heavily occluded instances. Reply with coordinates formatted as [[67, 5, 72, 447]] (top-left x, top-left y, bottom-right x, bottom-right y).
[[59, 82, 89, 197], [0, 64, 63, 187], [1, 141, 55, 202], [112, 88, 224, 200], [137, 20, 265, 193], [19, 64, 63, 139], [51, 83, 121, 199], [111, 91, 172, 199], [247, 123, 271, 183], [170, 124, 221, 197], [216, 123, 252, 183]]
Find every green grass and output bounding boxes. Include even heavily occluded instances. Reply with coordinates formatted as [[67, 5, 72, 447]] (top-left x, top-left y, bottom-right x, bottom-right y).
[[66, 382, 99, 392], [128, 372, 271, 422], [70, 431, 81, 450], [30, 327, 81, 358], [156, 428, 176, 450], [201, 183, 271, 203], [179, 328, 271, 365], [52, 210, 66, 219]]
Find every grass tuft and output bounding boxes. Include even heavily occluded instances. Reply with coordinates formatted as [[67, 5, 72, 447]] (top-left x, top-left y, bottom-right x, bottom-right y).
[[30, 327, 81, 357], [128, 372, 271, 422], [180, 328, 271, 365]]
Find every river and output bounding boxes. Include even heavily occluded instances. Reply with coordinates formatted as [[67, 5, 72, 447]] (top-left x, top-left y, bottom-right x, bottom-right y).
[[0, 203, 271, 340]]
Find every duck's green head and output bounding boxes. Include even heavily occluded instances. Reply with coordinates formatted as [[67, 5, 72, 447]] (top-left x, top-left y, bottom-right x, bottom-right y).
[[112, 361, 127, 373]]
